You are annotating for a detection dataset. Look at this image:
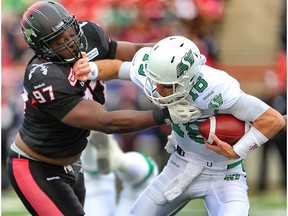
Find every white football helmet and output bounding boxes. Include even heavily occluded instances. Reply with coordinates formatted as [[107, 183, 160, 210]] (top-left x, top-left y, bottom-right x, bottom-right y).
[[143, 36, 206, 107]]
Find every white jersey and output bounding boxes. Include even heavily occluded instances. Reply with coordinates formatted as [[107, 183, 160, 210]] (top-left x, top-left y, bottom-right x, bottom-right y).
[[130, 48, 245, 165]]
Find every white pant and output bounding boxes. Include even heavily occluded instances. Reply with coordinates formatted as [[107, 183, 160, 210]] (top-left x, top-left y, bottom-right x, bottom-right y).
[[82, 132, 159, 216], [84, 173, 117, 216], [84, 163, 158, 216], [129, 153, 249, 216]]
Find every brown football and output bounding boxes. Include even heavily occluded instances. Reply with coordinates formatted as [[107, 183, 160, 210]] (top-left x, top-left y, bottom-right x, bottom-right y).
[[199, 114, 250, 146]]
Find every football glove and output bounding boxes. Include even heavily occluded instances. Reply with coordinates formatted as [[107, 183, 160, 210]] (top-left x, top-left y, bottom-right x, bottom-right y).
[[153, 100, 202, 125], [166, 101, 201, 124]]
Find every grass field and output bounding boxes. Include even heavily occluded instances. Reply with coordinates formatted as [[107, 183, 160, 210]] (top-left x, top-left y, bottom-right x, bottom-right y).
[[1, 187, 286, 216]]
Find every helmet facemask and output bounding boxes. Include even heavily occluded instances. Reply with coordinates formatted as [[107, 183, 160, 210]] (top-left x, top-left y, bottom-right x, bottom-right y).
[[143, 36, 205, 107], [39, 17, 87, 64], [144, 67, 195, 107]]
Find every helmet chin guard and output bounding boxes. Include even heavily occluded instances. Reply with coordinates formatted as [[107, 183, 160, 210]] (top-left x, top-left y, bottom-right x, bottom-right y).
[[143, 36, 206, 107]]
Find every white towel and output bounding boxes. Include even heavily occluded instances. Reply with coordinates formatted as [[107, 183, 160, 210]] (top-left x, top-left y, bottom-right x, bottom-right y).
[[164, 162, 203, 201]]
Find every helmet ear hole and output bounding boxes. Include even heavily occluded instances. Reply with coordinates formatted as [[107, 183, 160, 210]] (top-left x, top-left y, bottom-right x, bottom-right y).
[[200, 55, 207, 65]]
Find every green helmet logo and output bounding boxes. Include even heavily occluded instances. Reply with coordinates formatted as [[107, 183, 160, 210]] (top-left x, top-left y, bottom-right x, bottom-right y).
[[176, 49, 195, 78], [24, 28, 37, 44]]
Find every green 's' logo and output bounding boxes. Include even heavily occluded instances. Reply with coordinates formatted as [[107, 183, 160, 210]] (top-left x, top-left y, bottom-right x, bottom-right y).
[[208, 93, 223, 108], [176, 49, 195, 78], [24, 28, 37, 43]]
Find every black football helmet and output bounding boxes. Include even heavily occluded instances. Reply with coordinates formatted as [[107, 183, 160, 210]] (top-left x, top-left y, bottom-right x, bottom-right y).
[[21, 1, 87, 63]]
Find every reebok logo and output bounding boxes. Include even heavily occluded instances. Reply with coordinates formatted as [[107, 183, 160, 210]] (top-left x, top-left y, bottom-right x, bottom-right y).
[[46, 176, 60, 181]]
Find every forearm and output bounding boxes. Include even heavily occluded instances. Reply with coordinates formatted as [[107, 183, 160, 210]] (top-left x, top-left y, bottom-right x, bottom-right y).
[[205, 108, 285, 159], [95, 110, 158, 134], [252, 108, 285, 138], [232, 108, 285, 159], [61, 97, 200, 134], [61, 100, 162, 134], [66, 109, 160, 134], [95, 59, 123, 80], [220, 94, 285, 158], [224, 94, 285, 137], [73, 53, 124, 81], [91, 60, 131, 80]]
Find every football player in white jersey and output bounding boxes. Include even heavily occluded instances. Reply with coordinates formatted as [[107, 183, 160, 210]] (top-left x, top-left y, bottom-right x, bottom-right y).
[[125, 36, 284, 216], [74, 36, 284, 215]]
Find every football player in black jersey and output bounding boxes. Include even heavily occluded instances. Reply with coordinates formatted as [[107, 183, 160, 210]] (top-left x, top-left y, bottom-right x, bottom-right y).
[[6, 1, 201, 216]]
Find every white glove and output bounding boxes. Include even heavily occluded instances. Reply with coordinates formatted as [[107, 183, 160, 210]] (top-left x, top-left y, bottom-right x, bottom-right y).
[[164, 133, 176, 154], [167, 100, 201, 124]]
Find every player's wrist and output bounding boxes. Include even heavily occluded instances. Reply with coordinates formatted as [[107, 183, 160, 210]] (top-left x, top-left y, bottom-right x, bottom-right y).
[[233, 126, 268, 159], [87, 62, 99, 80], [229, 148, 241, 159], [152, 108, 170, 125], [118, 61, 131, 80]]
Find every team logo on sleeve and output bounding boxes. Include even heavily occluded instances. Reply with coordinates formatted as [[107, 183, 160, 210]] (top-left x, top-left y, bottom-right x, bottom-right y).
[[29, 63, 51, 80], [176, 49, 194, 78]]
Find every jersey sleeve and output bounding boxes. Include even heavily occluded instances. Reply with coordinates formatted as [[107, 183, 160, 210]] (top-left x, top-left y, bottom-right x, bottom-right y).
[[215, 73, 244, 110], [80, 21, 117, 60]]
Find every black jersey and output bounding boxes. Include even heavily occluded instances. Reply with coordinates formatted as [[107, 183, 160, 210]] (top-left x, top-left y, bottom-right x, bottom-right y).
[[19, 21, 117, 158]]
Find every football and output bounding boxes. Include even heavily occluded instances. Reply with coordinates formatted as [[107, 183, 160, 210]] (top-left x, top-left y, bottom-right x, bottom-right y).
[[199, 114, 250, 146]]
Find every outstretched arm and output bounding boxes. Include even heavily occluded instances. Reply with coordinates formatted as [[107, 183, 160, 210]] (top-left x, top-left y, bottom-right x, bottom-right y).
[[73, 52, 123, 81], [61, 99, 157, 134], [61, 99, 200, 133], [73, 42, 155, 82]]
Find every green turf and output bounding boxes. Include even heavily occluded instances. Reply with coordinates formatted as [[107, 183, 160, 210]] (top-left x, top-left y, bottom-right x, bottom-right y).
[[1, 188, 286, 216]]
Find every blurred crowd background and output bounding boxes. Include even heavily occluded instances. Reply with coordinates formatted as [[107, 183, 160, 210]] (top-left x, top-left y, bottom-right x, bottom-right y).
[[1, 0, 287, 199]]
